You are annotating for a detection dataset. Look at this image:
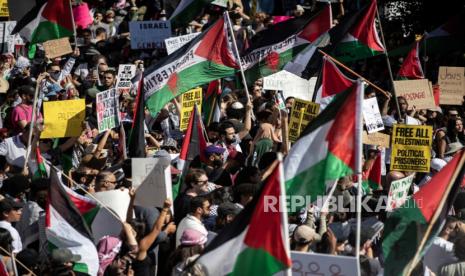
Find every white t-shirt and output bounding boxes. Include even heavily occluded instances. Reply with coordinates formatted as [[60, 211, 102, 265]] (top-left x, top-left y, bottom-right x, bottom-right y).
[[0, 221, 22, 253], [175, 214, 208, 248], [0, 135, 28, 168]]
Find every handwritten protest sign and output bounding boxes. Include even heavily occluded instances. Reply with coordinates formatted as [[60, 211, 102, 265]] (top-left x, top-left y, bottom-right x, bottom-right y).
[[386, 174, 414, 212], [94, 189, 131, 221], [390, 124, 432, 173], [96, 89, 119, 133], [180, 88, 202, 131], [165, 33, 200, 55], [362, 131, 390, 148], [132, 158, 173, 210], [438, 67, 465, 105], [393, 79, 436, 110], [263, 70, 313, 101], [362, 97, 384, 133], [0, 0, 8, 17], [41, 99, 85, 138], [116, 64, 136, 91], [276, 252, 358, 276], [288, 99, 320, 142], [43, 37, 73, 59], [129, 20, 172, 49]]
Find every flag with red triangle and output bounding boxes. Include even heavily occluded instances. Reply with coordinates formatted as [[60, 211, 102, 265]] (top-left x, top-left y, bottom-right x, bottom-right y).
[[383, 150, 465, 275], [195, 160, 291, 275], [362, 152, 382, 192], [332, 0, 385, 62], [398, 40, 424, 79], [144, 13, 239, 116]]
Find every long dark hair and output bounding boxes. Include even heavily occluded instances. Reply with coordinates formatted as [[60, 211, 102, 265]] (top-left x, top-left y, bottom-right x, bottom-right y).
[[446, 118, 465, 143], [0, 228, 13, 253]]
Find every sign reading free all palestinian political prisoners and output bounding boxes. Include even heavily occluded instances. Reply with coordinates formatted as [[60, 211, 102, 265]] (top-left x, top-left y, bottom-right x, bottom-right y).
[[393, 79, 436, 110], [288, 99, 320, 142], [180, 88, 202, 131], [96, 89, 119, 133], [390, 124, 432, 173], [129, 21, 172, 49]]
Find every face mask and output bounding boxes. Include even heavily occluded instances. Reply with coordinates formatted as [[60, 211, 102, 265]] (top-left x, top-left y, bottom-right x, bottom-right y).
[[50, 72, 60, 80], [201, 19, 208, 25]]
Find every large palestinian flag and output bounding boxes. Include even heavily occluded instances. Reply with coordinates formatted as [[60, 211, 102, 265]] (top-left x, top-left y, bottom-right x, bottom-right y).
[[128, 72, 146, 158], [242, 3, 332, 84], [332, 0, 384, 62], [46, 169, 99, 276], [144, 14, 238, 116], [195, 161, 291, 275], [314, 56, 355, 110], [383, 150, 465, 276], [12, 0, 74, 44], [284, 80, 363, 201]]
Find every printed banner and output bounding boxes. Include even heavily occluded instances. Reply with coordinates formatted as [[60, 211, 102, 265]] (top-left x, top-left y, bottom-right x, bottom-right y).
[[165, 33, 200, 55], [129, 21, 172, 49], [393, 79, 436, 110], [96, 88, 119, 133], [438, 66, 465, 105], [386, 174, 414, 212], [288, 98, 320, 142], [180, 88, 202, 131], [390, 124, 432, 173], [362, 97, 384, 134], [41, 99, 86, 138]]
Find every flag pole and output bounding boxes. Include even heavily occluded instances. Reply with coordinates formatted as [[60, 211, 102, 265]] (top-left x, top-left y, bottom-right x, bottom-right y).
[[0, 246, 36, 276], [405, 150, 465, 275], [375, 6, 403, 122], [69, 0, 77, 44], [224, 11, 251, 103], [277, 153, 291, 276], [355, 80, 365, 263]]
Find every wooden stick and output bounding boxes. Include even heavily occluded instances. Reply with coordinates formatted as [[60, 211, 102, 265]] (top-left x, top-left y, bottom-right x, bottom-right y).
[[0, 246, 37, 276], [405, 150, 465, 275], [318, 49, 390, 98]]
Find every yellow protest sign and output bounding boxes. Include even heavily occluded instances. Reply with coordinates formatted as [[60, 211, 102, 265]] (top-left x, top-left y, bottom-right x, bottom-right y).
[[180, 88, 202, 131], [0, 0, 8, 17], [41, 99, 86, 138], [288, 98, 320, 142], [390, 124, 432, 173]]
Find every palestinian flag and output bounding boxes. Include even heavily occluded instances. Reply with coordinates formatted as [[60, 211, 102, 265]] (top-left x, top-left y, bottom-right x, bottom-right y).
[[61, 183, 100, 227], [284, 80, 363, 202], [46, 169, 99, 276], [195, 160, 291, 275], [362, 152, 382, 192], [144, 14, 238, 116], [203, 79, 222, 126], [332, 0, 384, 62], [383, 150, 465, 276], [128, 72, 146, 158], [30, 147, 49, 180], [169, 0, 214, 29], [242, 3, 332, 84], [176, 104, 207, 196], [314, 56, 355, 110], [397, 40, 424, 79], [12, 0, 74, 44]]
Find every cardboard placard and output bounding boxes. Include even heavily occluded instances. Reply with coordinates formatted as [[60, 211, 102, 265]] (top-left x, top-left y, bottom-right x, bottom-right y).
[[288, 99, 320, 142], [93, 189, 131, 221], [393, 79, 436, 109], [116, 64, 136, 91], [362, 131, 390, 148], [390, 124, 432, 173], [41, 99, 86, 138], [129, 20, 172, 49], [386, 174, 414, 212], [165, 33, 200, 55], [43, 37, 73, 59], [438, 66, 465, 105], [276, 252, 358, 276], [0, 0, 8, 17], [180, 88, 202, 131], [132, 158, 173, 210], [96, 88, 119, 133], [263, 70, 314, 101], [362, 97, 384, 133]]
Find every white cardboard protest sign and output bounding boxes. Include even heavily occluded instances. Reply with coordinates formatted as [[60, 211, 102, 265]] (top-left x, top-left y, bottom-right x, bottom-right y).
[[165, 32, 200, 55], [386, 173, 414, 212], [93, 189, 131, 221], [132, 157, 173, 210], [96, 88, 119, 133], [116, 64, 136, 90], [362, 97, 384, 134], [91, 208, 123, 243], [263, 70, 313, 101], [277, 252, 359, 276], [0, 21, 24, 53], [129, 20, 172, 49]]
